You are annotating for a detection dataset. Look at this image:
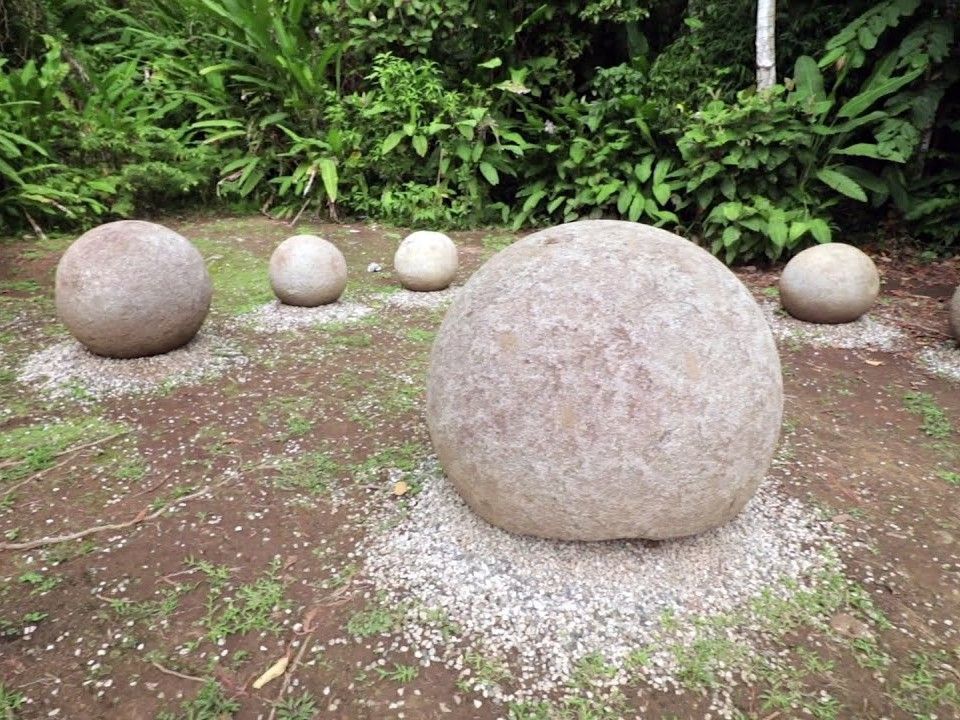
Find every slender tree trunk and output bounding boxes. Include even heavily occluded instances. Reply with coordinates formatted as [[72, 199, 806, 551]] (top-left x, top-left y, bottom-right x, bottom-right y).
[[756, 0, 777, 90]]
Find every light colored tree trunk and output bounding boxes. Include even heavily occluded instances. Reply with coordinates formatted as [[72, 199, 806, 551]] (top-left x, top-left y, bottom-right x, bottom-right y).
[[756, 0, 777, 90]]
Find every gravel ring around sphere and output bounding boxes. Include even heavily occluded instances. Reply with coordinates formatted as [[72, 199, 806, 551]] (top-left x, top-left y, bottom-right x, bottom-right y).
[[16, 330, 247, 399], [916, 343, 960, 383], [235, 300, 374, 333], [761, 301, 905, 351], [362, 457, 840, 702], [382, 287, 461, 311]]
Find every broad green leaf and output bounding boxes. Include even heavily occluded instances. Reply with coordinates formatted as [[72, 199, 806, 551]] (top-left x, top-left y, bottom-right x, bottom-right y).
[[617, 188, 633, 215], [381, 131, 405, 155], [722, 203, 743, 221], [569, 142, 587, 164], [831, 143, 905, 162], [809, 218, 832, 243], [317, 158, 338, 202], [412, 135, 428, 157], [478, 57, 502, 69], [769, 219, 788, 247], [479, 162, 499, 186], [837, 68, 924, 119], [627, 194, 644, 222], [722, 226, 741, 248], [792, 55, 825, 103], [652, 183, 670, 207], [816, 168, 868, 202], [634, 155, 654, 183]]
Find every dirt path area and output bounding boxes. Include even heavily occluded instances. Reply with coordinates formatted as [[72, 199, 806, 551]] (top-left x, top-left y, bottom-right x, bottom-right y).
[[0, 217, 957, 720]]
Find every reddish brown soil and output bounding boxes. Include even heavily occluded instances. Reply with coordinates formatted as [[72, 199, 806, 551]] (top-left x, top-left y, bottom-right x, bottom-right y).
[[0, 220, 957, 720]]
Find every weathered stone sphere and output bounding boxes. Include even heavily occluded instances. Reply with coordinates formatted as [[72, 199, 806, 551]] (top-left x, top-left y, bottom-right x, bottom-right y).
[[394, 231, 458, 291], [950, 287, 960, 342], [55, 220, 212, 359], [779, 243, 880, 324], [269, 235, 347, 307], [426, 220, 783, 542]]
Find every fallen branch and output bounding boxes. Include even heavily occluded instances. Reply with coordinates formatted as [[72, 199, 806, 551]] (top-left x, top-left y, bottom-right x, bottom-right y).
[[150, 661, 207, 684], [0, 476, 232, 552], [22, 211, 46, 241]]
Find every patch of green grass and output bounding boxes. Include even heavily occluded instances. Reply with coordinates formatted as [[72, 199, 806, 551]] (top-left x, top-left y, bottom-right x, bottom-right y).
[[893, 651, 959, 718], [329, 330, 373, 348], [376, 662, 419, 684], [0, 417, 127, 485], [155, 679, 240, 720], [203, 560, 288, 641], [0, 682, 26, 719], [18, 570, 62, 596], [458, 652, 510, 692], [571, 651, 618, 687], [346, 599, 405, 638], [103, 587, 185, 625], [405, 327, 436, 343], [0, 280, 40, 294], [936, 470, 960, 487], [192, 237, 273, 316], [903, 392, 954, 439], [274, 692, 318, 720], [271, 451, 340, 495], [482, 234, 515, 252], [762, 285, 780, 298]]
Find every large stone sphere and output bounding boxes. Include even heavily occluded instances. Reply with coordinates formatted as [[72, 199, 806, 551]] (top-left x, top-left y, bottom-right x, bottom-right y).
[[55, 220, 212, 359], [426, 220, 783, 542], [950, 287, 960, 342], [394, 231, 458, 291], [269, 235, 348, 307], [779, 243, 880, 324]]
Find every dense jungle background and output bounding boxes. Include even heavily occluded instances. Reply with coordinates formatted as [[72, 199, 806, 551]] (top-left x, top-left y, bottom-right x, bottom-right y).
[[1, 0, 958, 262]]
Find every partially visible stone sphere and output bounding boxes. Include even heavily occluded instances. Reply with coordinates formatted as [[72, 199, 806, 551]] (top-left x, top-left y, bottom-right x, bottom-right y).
[[55, 220, 212, 359], [950, 287, 960, 342], [426, 220, 784, 542], [269, 235, 347, 307], [779, 243, 880, 324], [394, 231, 458, 291]]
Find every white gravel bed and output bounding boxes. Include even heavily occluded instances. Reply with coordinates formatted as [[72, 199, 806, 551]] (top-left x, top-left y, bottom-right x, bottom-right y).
[[382, 287, 460, 311], [761, 300, 905, 351], [236, 299, 374, 332], [362, 457, 838, 701], [916, 342, 960, 383], [17, 331, 247, 399]]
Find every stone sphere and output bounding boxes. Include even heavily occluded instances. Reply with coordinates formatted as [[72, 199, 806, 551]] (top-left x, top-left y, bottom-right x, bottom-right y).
[[426, 220, 783, 542], [394, 231, 458, 291], [950, 287, 960, 342], [55, 220, 212, 359], [779, 243, 880, 324], [269, 235, 348, 307]]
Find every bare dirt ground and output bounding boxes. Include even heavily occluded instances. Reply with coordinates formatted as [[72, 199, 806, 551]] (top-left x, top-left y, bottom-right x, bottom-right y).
[[0, 216, 957, 720]]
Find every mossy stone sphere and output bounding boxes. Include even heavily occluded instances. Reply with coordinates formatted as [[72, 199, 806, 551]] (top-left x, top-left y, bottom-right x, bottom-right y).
[[269, 235, 348, 307], [426, 220, 783, 542], [55, 220, 212, 359], [779, 243, 880, 324], [394, 231, 458, 292]]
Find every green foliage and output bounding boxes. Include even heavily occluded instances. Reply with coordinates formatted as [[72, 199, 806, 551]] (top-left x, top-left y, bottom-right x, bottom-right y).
[[903, 392, 954, 439], [1, 0, 956, 260], [155, 680, 240, 720], [0, 683, 26, 720]]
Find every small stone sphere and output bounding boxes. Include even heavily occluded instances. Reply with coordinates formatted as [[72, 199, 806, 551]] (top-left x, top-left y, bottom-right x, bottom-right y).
[[55, 220, 212, 359], [426, 220, 784, 542], [950, 287, 960, 342], [779, 243, 880, 324], [394, 231, 458, 292], [269, 235, 348, 307]]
